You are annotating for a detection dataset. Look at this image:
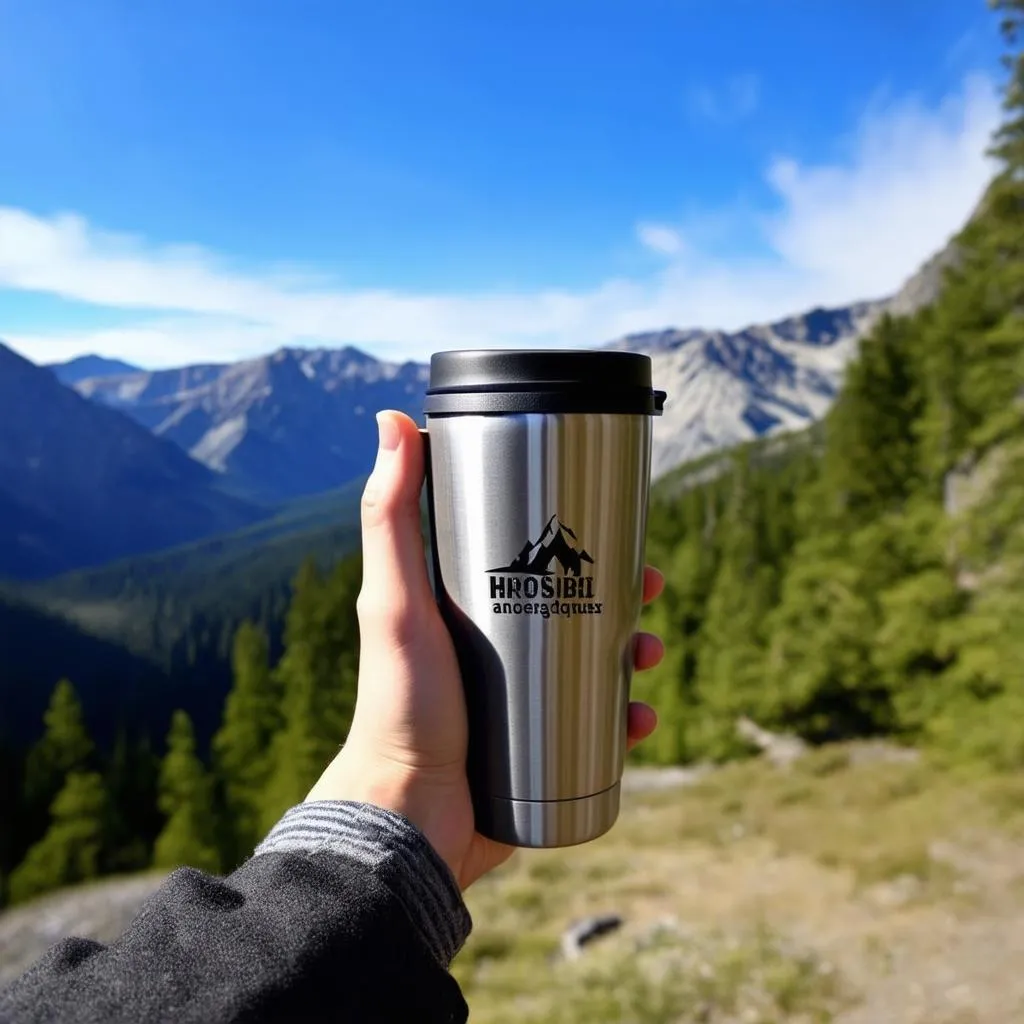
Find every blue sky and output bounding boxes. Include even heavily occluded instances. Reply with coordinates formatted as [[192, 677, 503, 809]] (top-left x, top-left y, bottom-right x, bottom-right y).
[[0, 0, 1006, 366]]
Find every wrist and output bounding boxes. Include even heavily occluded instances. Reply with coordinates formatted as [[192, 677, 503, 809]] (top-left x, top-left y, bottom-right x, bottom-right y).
[[306, 747, 468, 887], [257, 800, 472, 966]]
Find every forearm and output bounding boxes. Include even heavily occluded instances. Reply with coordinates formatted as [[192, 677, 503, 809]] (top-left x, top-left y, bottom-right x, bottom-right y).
[[0, 802, 472, 1024]]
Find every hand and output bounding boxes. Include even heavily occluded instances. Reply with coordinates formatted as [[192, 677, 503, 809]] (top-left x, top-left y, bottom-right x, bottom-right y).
[[306, 410, 665, 890]]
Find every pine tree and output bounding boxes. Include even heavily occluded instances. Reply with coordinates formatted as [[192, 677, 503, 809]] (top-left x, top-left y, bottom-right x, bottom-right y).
[[103, 728, 161, 874], [213, 621, 280, 865], [632, 564, 696, 765], [876, 567, 965, 737], [992, 1, 1024, 170], [760, 531, 882, 741], [633, 497, 712, 764], [823, 314, 926, 522], [261, 557, 361, 831], [694, 458, 781, 755], [921, 434, 1024, 764], [912, 4, 1024, 471], [153, 711, 220, 874], [9, 772, 109, 904], [22, 680, 95, 848]]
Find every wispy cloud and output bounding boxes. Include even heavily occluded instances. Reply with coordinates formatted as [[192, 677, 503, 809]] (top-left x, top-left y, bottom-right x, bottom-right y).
[[947, 27, 981, 69], [945, 24, 998, 72], [0, 74, 1001, 368], [686, 73, 760, 123], [636, 223, 685, 256]]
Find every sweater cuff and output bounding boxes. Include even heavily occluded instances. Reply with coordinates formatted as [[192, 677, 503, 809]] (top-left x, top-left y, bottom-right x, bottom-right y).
[[254, 800, 472, 968]]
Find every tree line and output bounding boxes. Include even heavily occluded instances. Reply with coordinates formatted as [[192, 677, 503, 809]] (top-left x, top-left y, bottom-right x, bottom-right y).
[[0, 514, 360, 750], [0, 557, 362, 906]]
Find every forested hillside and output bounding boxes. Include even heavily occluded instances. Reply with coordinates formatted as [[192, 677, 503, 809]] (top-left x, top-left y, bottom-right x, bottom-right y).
[[0, 482, 364, 746], [0, 556, 363, 904], [632, 0, 1024, 767]]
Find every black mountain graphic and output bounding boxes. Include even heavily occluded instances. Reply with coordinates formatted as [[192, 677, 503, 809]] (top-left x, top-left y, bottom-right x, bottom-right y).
[[489, 515, 594, 576]]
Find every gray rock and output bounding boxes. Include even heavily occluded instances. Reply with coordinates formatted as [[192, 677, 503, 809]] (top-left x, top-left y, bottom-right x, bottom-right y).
[[886, 236, 961, 318], [621, 765, 714, 792], [944, 449, 1007, 518], [735, 716, 808, 768], [847, 740, 921, 767], [560, 914, 623, 960], [866, 873, 924, 909], [633, 915, 692, 951], [0, 873, 168, 986]]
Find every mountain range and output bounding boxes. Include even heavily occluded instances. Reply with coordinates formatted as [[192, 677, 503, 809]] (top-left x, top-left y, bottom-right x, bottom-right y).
[[50, 355, 141, 385], [621, 301, 884, 476], [55, 300, 919, 494], [621, 248, 947, 475], [71, 348, 427, 501], [0, 233, 953, 580], [53, 303, 882, 504]]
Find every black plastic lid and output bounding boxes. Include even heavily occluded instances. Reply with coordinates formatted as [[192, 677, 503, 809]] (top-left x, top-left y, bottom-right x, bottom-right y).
[[424, 349, 667, 416]]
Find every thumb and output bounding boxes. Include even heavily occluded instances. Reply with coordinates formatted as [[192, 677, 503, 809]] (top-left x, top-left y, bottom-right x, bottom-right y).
[[357, 411, 434, 636]]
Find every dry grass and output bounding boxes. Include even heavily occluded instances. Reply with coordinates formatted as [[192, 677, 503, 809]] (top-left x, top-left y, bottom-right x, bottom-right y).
[[454, 745, 1024, 1023], [457, 925, 845, 1024], [4, 745, 1024, 1021]]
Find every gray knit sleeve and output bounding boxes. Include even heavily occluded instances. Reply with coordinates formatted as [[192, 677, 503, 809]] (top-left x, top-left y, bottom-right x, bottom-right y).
[[254, 800, 472, 968]]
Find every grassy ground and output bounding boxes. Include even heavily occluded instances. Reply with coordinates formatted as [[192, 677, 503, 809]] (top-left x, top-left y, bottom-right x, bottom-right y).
[[3, 745, 1023, 1021], [454, 746, 1024, 1023]]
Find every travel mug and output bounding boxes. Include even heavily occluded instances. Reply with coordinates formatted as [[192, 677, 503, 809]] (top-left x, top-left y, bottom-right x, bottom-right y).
[[423, 350, 666, 848]]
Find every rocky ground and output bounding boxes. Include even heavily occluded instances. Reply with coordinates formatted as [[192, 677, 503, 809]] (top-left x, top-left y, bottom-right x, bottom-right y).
[[0, 872, 167, 986], [3, 746, 1024, 1022]]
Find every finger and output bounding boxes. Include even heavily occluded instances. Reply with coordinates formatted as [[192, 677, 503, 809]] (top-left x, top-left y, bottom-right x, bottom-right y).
[[626, 702, 658, 752], [643, 566, 665, 605], [358, 412, 434, 624], [634, 632, 665, 671]]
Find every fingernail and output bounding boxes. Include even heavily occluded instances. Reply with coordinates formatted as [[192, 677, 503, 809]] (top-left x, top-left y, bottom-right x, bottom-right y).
[[376, 412, 401, 453]]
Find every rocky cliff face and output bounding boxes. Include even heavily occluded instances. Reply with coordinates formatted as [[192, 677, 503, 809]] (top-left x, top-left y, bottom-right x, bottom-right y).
[[71, 347, 427, 501], [617, 302, 884, 476]]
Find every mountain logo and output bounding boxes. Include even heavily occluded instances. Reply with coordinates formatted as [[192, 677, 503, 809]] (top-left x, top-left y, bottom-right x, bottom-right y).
[[487, 516, 602, 618], [489, 515, 594, 577]]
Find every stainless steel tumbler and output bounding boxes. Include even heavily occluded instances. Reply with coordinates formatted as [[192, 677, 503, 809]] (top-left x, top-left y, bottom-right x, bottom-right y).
[[423, 350, 666, 848]]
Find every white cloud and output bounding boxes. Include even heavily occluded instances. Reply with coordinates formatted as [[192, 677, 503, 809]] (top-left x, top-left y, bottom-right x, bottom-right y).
[[7, 320, 295, 368], [763, 74, 998, 300], [0, 74, 1002, 368], [636, 223, 685, 256], [687, 73, 761, 122]]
